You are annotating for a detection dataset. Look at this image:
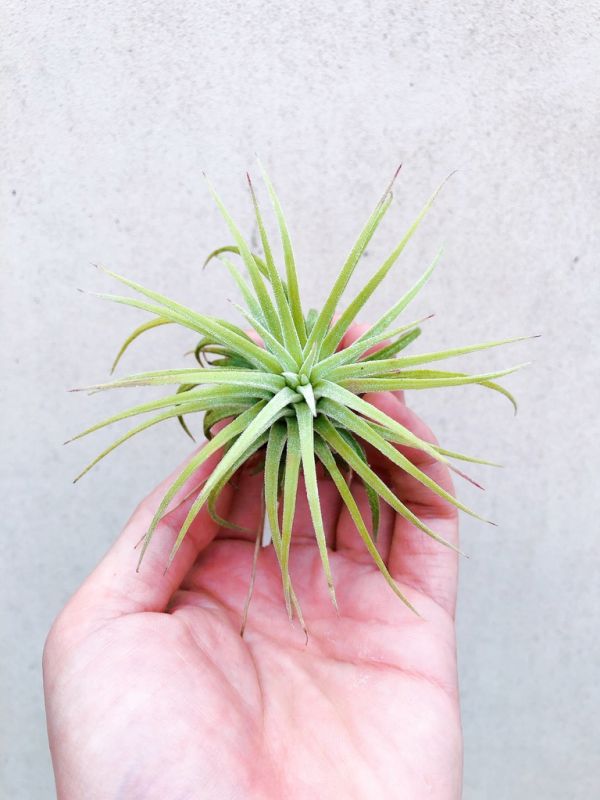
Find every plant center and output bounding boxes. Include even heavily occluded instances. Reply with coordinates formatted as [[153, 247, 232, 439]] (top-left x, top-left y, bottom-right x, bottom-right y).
[[281, 372, 317, 416]]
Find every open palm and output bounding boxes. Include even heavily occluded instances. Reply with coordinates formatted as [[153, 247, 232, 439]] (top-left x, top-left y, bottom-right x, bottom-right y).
[[44, 390, 462, 799]]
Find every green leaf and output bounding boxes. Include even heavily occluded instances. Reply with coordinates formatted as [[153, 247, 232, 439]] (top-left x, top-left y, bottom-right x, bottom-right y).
[[174, 383, 200, 442], [362, 327, 422, 361], [264, 422, 288, 558], [97, 266, 271, 357], [281, 417, 302, 609], [193, 338, 253, 370], [355, 249, 443, 350], [337, 363, 527, 394], [258, 161, 306, 344], [304, 308, 318, 336], [110, 318, 172, 374], [401, 371, 519, 414], [263, 423, 308, 625], [137, 402, 268, 567], [365, 420, 501, 468], [322, 178, 450, 357], [204, 177, 283, 341], [164, 388, 301, 567], [247, 174, 303, 363], [304, 191, 393, 359], [432, 444, 502, 468], [334, 428, 380, 542], [176, 411, 195, 442], [313, 437, 416, 613], [315, 417, 462, 554], [73, 401, 204, 482], [206, 429, 272, 532], [312, 317, 430, 380], [295, 403, 337, 608], [315, 380, 450, 465], [331, 335, 533, 379], [232, 302, 298, 371], [215, 255, 265, 322], [198, 389, 299, 498], [203, 244, 270, 280], [66, 385, 259, 443], [95, 287, 280, 372], [297, 383, 317, 417], [320, 398, 493, 524], [203, 404, 252, 440], [78, 367, 285, 394]]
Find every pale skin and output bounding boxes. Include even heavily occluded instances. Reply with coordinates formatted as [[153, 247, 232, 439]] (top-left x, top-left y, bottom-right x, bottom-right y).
[[44, 325, 463, 799]]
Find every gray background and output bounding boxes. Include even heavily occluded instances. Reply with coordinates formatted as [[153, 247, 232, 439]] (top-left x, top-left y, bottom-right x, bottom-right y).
[[2, 1, 599, 797]]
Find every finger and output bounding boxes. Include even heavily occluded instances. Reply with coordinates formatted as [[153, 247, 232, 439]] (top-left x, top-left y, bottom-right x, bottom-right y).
[[338, 322, 405, 404], [335, 473, 395, 562], [70, 443, 233, 618], [362, 391, 459, 617]]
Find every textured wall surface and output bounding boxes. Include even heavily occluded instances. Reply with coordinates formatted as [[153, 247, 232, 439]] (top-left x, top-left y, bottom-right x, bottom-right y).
[[2, 1, 599, 797]]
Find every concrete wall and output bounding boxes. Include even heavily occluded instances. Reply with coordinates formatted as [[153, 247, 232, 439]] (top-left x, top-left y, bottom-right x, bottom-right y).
[[2, 1, 599, 796]]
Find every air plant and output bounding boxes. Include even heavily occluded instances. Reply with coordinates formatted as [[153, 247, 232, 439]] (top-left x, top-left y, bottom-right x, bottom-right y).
[[70, 164, 530, 624]]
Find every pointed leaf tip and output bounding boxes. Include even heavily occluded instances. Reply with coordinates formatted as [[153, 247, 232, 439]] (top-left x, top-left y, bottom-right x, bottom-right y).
[[330, 586, 339, 612], [298, 383, 317, 416], [378, 163, 403, 205], [448, 464, 486, 490]]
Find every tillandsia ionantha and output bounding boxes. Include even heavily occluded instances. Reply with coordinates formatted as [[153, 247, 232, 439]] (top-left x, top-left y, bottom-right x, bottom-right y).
[[70, 163, 532, 628]]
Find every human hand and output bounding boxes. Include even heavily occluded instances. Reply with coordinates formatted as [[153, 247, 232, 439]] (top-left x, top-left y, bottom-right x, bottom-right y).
[[44, 328, 463, 800]]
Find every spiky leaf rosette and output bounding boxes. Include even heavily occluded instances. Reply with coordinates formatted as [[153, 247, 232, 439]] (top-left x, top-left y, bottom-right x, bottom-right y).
[[71, 165, 530, 619]]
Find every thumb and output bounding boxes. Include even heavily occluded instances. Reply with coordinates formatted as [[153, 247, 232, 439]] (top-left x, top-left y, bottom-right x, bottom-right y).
[[66, 442, 232, 620]]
